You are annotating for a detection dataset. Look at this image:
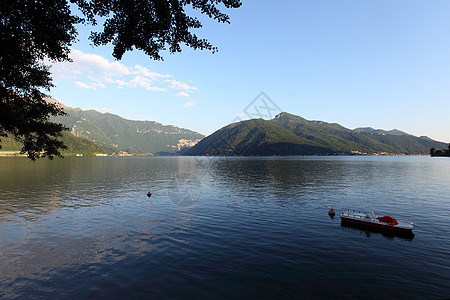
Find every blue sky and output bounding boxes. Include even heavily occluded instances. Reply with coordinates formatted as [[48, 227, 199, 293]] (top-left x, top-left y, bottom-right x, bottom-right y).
[[51, 0, 450, 142]]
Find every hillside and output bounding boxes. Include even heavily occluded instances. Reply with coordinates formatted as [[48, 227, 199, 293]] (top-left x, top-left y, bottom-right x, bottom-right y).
[[0, 130, 109, 156], [186, 112, 447, 156], [185, 119, 335, 156], [50, 100, 204, 155], [354, 127, 411, 136], [270, 113, 391, 153]]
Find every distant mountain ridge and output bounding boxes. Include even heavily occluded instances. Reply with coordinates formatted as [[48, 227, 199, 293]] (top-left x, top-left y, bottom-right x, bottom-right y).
[[186, 112, 447, 156], [354, 127, 411, 136], [50, 99, 204, 155]]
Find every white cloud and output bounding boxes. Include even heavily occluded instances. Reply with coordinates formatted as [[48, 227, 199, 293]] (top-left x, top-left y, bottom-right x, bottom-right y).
[[51, 49, 197, 95], [133, 65, 171, 80], [75, 80, 106, 90], [116, 76, 166, 91], [92, 82, 106, 89], [166, 79, 197, 92], [52, 50, 130, 80], [175, 91, 190, 97], [104, 76, 114, 84], [75, 81, 95, 89], [71, 49, 130, 76], [147, 86, 167, 92], [51, 64, 82, 79], [118, 76, 151, 88]]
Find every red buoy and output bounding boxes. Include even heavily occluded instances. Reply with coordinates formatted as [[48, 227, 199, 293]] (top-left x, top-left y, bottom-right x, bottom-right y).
[[147, 192, 152, 197], [328, 208, 335, 216]]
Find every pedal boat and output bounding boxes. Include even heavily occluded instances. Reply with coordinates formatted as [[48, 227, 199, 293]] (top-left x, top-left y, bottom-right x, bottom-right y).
[[340, 210, 414, 233]]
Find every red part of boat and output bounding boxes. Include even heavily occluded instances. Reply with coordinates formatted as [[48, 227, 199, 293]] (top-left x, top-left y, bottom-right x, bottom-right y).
[[377, 215, 399, 225]]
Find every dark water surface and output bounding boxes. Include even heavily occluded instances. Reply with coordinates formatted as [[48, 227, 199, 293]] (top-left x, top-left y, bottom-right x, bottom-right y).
[[0, 156, 449, 299]]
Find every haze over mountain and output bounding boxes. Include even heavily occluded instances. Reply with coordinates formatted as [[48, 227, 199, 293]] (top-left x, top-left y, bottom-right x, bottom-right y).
[[186, 112, 447, 156]]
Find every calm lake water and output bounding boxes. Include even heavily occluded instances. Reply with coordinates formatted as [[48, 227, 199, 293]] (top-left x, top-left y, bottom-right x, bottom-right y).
[[0, 156, 449, 299]]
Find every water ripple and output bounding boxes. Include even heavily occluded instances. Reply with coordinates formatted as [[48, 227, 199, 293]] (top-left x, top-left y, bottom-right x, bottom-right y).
[[0, 156, 449, 298]]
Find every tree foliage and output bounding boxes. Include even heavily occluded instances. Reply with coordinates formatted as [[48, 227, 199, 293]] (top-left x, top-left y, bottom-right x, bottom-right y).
[[76, 0, 242, 60], [0, 0, 241, 159], [0, 0, 78, 160]]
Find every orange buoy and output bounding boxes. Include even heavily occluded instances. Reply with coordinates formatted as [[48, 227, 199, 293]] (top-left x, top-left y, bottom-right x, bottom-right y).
[[328, 208, 335, 215], [147, 192, 152, 197]]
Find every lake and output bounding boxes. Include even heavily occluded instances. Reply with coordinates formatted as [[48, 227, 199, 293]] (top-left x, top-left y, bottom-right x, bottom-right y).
[[0, 156, 449, 299]]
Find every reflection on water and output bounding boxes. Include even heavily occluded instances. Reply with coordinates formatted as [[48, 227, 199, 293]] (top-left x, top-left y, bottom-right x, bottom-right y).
[[0, 156, 449, 298], [340, 222, 415, 240], [165, 157, 208, 207]]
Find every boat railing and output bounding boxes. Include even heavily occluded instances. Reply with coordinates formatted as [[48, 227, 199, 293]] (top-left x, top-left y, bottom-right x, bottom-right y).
[[341, 210, 377, 220]]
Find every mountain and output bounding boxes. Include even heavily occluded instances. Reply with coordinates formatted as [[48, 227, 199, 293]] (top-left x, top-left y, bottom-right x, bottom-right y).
[[0, 130, 108, 156], [50, 100, 204, 155], [185, 118, 334, 156], [186, 112, 447, 156], [59, 130, 112, 156], [354, 127, 411, 136]]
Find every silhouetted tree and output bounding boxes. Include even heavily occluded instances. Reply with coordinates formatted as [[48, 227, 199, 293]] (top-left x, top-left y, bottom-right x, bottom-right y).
[[1, 0, 241, 160], [430, 148, 435, 156], [445, 144, 450, 156]]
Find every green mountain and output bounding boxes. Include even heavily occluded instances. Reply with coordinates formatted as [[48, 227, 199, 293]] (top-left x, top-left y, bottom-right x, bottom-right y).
[[59, 130, 112, 156], [186, 112, 447, 156], [185, 118, 334, 156], [354, 127, 411, 136], [51, 100, 204, 155], [0, 130, 108, 156]]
